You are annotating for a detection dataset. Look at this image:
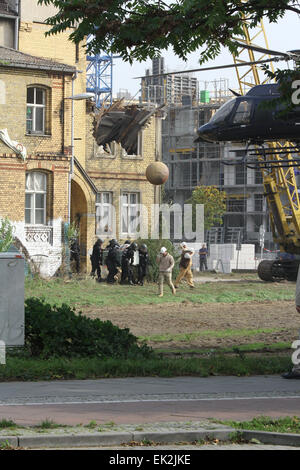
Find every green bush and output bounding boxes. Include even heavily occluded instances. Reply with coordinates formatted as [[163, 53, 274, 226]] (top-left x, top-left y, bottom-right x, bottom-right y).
[[25, 297, 153, 359], [138, 238, 180, 282], [0, 217, 14, 253]]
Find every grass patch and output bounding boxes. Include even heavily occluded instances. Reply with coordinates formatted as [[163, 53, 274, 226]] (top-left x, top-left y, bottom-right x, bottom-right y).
[[155, 341, 292, 356], [34, 419, 64, 430], [25, 277, 296, 309], [85, 420, 98, 429], [219, 416, 300, 434], [0, 419, 17, 429], [0, 354, 292, 382], [140, 328, 286, 343]]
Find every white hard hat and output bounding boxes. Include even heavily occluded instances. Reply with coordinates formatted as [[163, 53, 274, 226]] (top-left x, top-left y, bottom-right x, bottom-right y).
[[160, 247, 167, 254], [180, 242, 187, 248]]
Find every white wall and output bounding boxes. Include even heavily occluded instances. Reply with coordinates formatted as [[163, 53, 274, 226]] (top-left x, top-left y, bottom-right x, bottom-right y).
[[20, 0, 57, 22], [12, 218, 63, 277]]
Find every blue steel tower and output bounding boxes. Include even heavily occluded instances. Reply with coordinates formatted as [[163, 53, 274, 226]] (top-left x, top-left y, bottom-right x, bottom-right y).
[[86, 35, 121, 108], [86, 52, 113, 109]]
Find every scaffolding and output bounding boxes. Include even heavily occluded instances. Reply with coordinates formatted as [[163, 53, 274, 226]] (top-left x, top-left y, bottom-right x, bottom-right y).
[[142, 56, 274, 251], [162, 99, 275, 252]]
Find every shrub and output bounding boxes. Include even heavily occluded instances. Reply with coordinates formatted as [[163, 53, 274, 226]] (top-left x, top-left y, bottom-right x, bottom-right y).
[[25, 297, 153, 359], [0, 217, 14, 253]]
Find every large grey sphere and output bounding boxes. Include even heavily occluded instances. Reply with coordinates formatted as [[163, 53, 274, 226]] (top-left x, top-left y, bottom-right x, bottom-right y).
[[146, 162, 169, 185]]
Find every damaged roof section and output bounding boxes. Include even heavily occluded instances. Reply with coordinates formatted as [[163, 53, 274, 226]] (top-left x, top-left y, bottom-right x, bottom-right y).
[[93, 101, 164, 155]]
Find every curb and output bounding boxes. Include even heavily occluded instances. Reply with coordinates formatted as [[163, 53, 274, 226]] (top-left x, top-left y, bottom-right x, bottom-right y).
[[1, 428, 300, 449], [0, 428, 233, 449], [241, 430, 300, 447]]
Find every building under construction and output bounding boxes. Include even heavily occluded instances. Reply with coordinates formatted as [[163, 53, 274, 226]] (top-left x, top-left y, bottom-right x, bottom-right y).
[[143, 58, 275, 253], [143, 57, 199, 106]]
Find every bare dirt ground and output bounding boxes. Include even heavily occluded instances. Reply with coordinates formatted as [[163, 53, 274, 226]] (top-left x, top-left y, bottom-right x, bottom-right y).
[[83, 299, 299, 351]]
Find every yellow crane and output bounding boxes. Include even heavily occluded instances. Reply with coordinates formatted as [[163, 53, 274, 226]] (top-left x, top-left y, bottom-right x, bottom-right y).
[[232, 18, 300, 281]]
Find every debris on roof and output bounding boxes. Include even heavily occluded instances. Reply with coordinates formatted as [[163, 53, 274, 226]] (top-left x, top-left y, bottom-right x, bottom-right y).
[[93, 100, 164, 155]]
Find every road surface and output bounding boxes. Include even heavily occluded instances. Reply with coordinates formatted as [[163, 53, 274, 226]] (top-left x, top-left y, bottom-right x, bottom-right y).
[[0, 375, 299, 426]]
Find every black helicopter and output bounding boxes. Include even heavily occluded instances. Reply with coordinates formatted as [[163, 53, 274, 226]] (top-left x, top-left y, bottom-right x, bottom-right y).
[[194, 42, 300, 144], [196, 82, 300, 144], [137, 41, 300, 145]]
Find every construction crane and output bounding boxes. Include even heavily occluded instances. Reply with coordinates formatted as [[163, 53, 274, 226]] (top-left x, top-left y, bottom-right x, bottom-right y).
[[86, 35, 121, 108], [231, 18, 300, 281], [133, 17, 300, 282]]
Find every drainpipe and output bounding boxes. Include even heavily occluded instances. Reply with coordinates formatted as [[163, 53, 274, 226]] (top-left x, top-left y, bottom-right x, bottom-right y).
[[67, 70, 89, 224], [14, 0, 19, 50], [68, 73, 75, 225]]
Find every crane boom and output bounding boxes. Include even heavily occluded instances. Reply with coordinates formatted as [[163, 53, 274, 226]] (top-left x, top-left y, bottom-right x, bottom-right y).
[[232, 18, 300, 277]]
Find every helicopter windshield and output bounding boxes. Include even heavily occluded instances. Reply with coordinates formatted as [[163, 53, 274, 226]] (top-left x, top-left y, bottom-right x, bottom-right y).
[[210, 99, 235, 124], [232, 100, 252, 124]]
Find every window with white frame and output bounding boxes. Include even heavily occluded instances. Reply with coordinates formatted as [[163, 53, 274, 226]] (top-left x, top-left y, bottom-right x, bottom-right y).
[[25, 172, 47, 225], [121, 192, 140, 234], [96, 192, 113, 234], [26, 87, 46, 134]]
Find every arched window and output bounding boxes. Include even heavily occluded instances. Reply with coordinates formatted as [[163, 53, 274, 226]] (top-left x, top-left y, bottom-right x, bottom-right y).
[[26, 87, 46, 134], [25, 172, 47, 225]]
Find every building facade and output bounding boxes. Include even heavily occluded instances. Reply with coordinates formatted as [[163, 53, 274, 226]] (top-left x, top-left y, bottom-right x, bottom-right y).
[[0, 47, 76, 276], [86, 109, 160, 242], [143, 57, 199, 106], [0, 0, 160, 276]]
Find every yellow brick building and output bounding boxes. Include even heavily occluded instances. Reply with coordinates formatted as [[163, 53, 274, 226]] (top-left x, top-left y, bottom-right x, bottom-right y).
[[0, 0, 161, 276], [0, 46, 80, 276], [86, 110, 161, 246]]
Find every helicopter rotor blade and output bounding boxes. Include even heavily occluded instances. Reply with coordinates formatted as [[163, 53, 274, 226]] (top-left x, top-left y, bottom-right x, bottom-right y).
[[229, 88, 242, 97], [135, 57, 286, 79], [233, 41, 291, 59]]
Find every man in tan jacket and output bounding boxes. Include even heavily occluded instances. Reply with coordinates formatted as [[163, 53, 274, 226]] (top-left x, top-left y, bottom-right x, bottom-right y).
[[156, 247, 176, 297], [174, 242, 195, 289]]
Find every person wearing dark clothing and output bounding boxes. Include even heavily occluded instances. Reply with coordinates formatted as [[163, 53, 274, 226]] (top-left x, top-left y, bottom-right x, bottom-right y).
[[121, 242, 138, 285], [106, 239, 121, 283], [90, 239, 104, 281], [137, 244, 149, 286], [70, 238, 80, 273], [199, 244, 208, 271]]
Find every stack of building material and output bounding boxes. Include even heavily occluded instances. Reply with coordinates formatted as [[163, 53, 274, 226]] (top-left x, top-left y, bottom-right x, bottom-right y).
[[207, 244, 255, 273]]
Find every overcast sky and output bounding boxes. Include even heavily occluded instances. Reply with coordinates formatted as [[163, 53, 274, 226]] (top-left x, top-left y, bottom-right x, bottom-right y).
[[111, 11, 299, 98]]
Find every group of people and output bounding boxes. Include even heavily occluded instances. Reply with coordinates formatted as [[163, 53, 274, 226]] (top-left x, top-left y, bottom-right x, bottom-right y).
[[90, 238, 149, 286], [72, 236, 209, 296]]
